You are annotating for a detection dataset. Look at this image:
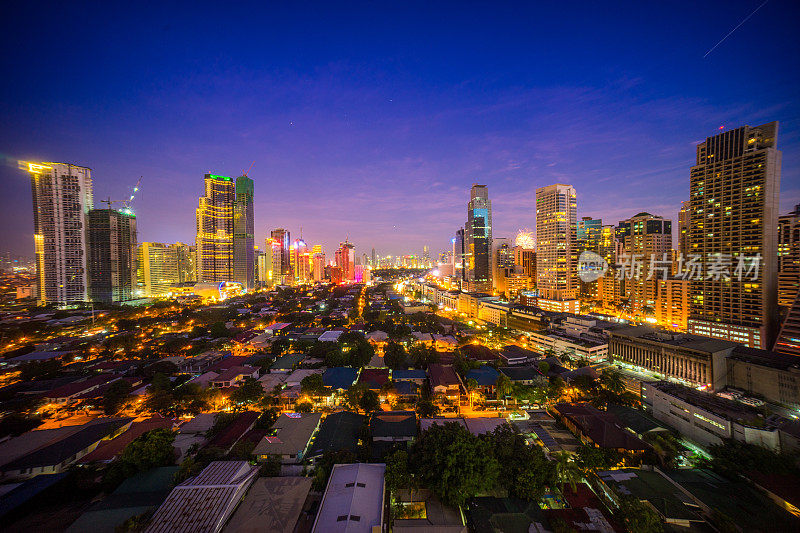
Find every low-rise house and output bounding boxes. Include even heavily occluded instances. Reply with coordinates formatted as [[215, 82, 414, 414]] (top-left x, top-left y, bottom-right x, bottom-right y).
[[222, 476, 314, 533], [428, 364, 463, 401], [370, 411, 417, 446], [392, 369, 427, 384], [465, 365, 500, 395], [306, 411, 367, 461], [551, 403, 650, 461], [253, 413, 322, 464], [498, 345, 538, 365], [499, 366, 544, 385], [318, 330, 345, 342], [323, 367, 359, 391], [44, 373, 119, 405], [270, 354, 305, 373], [359, 368, 390, 390], [312, 463, 386, 533], [0, 418, 133, 478], [145, 461, 259, 533], [209, 365, 259, 388]]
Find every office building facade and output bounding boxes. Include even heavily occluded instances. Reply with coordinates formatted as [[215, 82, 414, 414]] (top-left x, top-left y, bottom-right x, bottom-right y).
[[778, 204, 800, 308], [270, 228, 290, 281], [465, 184, 492, 292], [233, 175, 255, 290], [196, 174, 234, 282], [617, 212, 672, 312]]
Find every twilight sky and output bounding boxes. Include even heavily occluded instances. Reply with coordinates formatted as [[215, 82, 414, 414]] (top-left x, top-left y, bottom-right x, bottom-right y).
[[1, 1, 798, 259]]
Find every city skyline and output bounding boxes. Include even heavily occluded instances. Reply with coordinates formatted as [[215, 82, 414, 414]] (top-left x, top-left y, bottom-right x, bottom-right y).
[[2, 2, 800, 257]]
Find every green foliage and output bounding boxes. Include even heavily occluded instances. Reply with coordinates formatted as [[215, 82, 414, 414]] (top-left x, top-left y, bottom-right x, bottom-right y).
[[104, 428, 176, 489], [383, 341, 408, 369], [358, 389, 380, 413], [495, 374, 512, 400], [486, 424, 556, 501], [700, 440, 800, 479], [208, 321, 231, 338], [409, 422, 498, 507], [453, 352, 481, 377], [408, 344, 439, 369], [270, 337, 291, 355], [103, 379, 133, 415], [295, 401, 313, 413], [300, 373, 326, 397], [230, 377, 264, 407], [338, 332, 375, 367], [415, 399, 439, 418], [575, 445, 622, 472], [537, 361, 550, 375], [312, 449, 357, 491], [553, 451, 583, 493], [385, 450, 416, 494], [615, 493, 663, 533]]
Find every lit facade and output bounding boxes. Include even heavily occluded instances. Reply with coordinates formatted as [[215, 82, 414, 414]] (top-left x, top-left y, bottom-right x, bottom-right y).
[[778, 204, 800, 308], [233, 175, 255, 290], [28, 162, 93, 304], [536, 183, 577, 301], [655, 278, 689, 330], [465, 184, 492, 293], [196, 174, 234, 282], [137, 242, 179, 297], [335, 241, 355, 282], [617, 212, 672, 312], [87, 208, 137, 302], [270, 228, 290, 282], [687, 122, 781, 349]]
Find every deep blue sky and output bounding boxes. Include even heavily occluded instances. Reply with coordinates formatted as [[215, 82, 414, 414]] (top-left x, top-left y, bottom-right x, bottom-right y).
[[2, 1, 798, 258]]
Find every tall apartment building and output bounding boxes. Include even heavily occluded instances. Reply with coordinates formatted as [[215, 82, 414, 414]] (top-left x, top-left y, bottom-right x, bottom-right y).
[[576, 217, 603, 299], [774, 294, 800, 358], [491, 237, 512, 294], [137, 242, 196, 297], [655, 278, 689, 330], [335, 241, 355, 282], [87, 208, 137, 302], [233, 175, 255, 290], [175, 242, 196, 283], [617, 212, 672, 312], [454, 228, 466, 283], [196, 174, 234, 282], [255, 248, 273, 288], [291, 238, 310, 283], [536, 184, 577, 301], [270, 228, 290, 281], [778, 204, 800, 308], [28, 162, 94, 304], [312, 253, 326, 282], [465, 184, 492, 293], [137, 242, 177, 297], [687, 122, 781, 349], [678, 200, 690, 260], [266, 237, 283, 285]]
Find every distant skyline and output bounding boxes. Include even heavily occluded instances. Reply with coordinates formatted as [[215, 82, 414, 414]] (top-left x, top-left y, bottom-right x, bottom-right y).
[[2, 1, 798, 258]]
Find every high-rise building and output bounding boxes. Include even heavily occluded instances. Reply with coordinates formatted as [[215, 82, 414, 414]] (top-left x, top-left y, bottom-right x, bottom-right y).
[[312, 253, 326, 282], [454, 228, 466, 282], [371, 247, 376, 267], [774, 294, 800, 357], [87, 208, 137, 303], [28, 162, 93, 304], [576, 217, 603, 299], [678, 200, 690, 261], [536, 184, 577, 301], [270, 228, 290, 281], [138, 242, 179, 297], [655, 278, 690, 330], [335, 240, 355, 282], [778, 204, 800, 308], [196, 174, 234, 282], [687, 122, 781, 349], [290, 238, 310, 283], [616, 212, 672, 312], [465, 184, 492, 292], [266, 237, 281, 285], [256, 248, 273, 288], [233, 175, 255, 290], [175, 242, 196, 283]]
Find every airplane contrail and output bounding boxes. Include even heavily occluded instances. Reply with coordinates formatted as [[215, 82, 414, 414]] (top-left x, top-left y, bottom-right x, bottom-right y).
[[704, 0, 769, 58]]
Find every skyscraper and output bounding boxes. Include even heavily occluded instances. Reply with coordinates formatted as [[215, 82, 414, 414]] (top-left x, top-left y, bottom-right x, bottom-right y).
[[536, 183, 577, 301], [577, 217, 603, 299], [233, 175, 255, 290], [465, 184, 492, 293], [454, 228, 465, 282], [137, 242, 179, 297], [313, 253, 326, 282], [335, 240, 355, 282], [687, 122, 781, 349], [678, 200, 690, 260], [87, 208, 137, 303], [270, 228, 290, 282], [28, 162, 93, 304], [196, 174, 234, 282], [175, 242, 197, 283], [617, 212, 672, 312], [778, 204, 800, 308]]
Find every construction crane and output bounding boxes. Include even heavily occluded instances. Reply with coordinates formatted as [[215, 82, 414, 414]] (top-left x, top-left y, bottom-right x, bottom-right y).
[[241, 161, 255, 177], [99, 176, 142, 214]]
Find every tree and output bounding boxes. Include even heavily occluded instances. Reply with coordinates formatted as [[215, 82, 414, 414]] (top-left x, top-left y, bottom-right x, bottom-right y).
[[339, 332, 375, 367], [410, 422, 498, 507], [300, 373, 326, 398], [270, 337, 291, 355], [359, 389, 380, 413], [453, 351, 480, 377], [103, 379, 133, 415], [415, 399, 439, 418], [408, 344, 440, 369], [230, 377, 264, 408], [344, 383, 368, 412], [615, 494, 663, 533], [538, 361, 550, 376], [599, 369, 626, 396], [495, 374, 512, 401], [148, 372, 172, 393], [104, 428, 176, 488], [208, 321, 231, 338], [576, 445, 622, 472], [487, 424, 555, 501], [295, 401, 313, 413], [383, 341, 408, 369], [385, 450, 417, 502], [553, 451, 582, 493]]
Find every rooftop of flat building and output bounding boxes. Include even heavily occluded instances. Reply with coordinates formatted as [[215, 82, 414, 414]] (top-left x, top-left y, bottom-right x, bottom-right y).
[[611, 325, 738, 353]]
